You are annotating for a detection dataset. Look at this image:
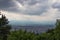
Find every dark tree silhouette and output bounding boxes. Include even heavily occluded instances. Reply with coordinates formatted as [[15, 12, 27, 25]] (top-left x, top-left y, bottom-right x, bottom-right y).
[[0, 13, 11, 40]]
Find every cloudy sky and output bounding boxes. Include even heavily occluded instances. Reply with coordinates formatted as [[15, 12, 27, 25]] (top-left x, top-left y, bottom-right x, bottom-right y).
[[0, 0, 60, 24]]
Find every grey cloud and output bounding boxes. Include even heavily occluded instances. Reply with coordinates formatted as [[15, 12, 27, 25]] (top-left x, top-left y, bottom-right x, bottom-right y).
[[52, 3, 60, 9], [0, 0, 18, 11], [17, 0, 37, 5], [8, 6, 48, 15], [0, 0, 12, 9], [0, 0, 49, 15], [10, 0, 49, 15], [22, 6, 48, 15], [18, 0, 48, 5]]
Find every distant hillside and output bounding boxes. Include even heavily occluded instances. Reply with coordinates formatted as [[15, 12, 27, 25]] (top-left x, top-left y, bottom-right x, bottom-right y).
[[9, 20, 55, 26], [7, 19, 60, 40], [10, 22, 55, 33]]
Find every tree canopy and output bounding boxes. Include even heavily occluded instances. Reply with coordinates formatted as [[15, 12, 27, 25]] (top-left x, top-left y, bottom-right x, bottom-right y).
[[0, 14, 11, 40]]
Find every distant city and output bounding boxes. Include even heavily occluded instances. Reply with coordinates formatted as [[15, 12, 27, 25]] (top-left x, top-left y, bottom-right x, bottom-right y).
[[9, 20, 55, 33]]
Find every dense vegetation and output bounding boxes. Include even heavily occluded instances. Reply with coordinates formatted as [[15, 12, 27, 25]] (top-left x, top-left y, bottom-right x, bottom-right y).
[[0, 14, 11, 40], [0, 14, 60, 40]]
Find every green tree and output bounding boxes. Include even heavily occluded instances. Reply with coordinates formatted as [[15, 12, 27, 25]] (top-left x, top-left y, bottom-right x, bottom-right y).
[[0, 14, 11, 40], [54, 19, 60, 40]]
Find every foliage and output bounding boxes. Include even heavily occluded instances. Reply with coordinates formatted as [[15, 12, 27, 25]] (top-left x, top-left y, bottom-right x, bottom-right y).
[[0, 14, 11, 40]]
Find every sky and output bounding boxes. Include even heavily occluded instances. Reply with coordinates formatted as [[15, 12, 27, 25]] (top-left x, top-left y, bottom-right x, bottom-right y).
[[0, 0, 60, 24]]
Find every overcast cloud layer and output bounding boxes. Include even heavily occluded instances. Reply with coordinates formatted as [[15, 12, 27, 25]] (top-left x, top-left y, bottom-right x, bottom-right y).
[[0, 0, 60, 22]]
